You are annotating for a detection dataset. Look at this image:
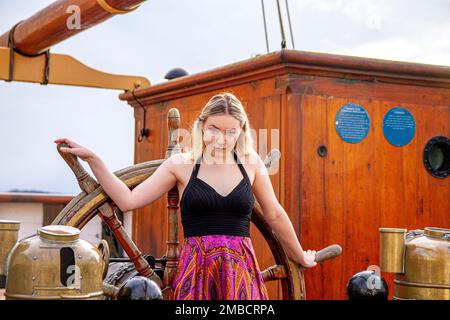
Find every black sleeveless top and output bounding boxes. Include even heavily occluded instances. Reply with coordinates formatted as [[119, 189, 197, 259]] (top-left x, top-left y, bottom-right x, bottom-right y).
[[180, 150, 255, 237]]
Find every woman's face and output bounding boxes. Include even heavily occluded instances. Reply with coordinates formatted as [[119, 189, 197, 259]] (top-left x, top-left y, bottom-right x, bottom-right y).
[[202, 114, 242, 156]]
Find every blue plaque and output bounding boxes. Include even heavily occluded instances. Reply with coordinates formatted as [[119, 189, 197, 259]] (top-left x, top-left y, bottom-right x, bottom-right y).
[[383, 107, 416, 147], [335, 104, 370, 144]]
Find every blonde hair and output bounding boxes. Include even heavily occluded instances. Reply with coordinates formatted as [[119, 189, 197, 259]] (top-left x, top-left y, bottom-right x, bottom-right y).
[[188, 92, 256, 161]]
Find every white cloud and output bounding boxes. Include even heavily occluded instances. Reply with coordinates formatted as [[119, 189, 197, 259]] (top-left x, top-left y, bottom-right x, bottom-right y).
[[292, 0, 386, 30], [334, 23, 450, 66]]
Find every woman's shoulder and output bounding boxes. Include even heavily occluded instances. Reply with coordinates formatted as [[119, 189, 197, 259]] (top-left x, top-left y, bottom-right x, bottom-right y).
[[166, 152, 195, 165], [165, 152, 196, 173]]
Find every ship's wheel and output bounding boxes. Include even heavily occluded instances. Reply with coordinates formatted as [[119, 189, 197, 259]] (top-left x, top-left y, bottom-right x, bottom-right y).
[[52, 108, 341, 300]]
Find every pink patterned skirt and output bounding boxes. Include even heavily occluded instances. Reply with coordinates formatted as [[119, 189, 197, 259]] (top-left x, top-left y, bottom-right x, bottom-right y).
[[171, 235, 269, 300]]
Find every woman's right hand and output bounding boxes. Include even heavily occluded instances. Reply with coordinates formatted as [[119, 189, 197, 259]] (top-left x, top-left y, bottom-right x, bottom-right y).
[[53, 138, 97, 162], [298, 249, 317, 268]]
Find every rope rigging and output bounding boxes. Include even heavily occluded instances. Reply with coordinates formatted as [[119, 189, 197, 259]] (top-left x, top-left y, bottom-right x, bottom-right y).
[[260, 0, 296, 52]]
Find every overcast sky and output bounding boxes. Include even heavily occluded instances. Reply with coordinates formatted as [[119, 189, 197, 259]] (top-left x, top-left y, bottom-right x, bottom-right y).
[[1, 0, 449, 194]]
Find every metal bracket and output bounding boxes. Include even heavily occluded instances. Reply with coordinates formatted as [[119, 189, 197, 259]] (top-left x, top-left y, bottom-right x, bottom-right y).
[[6, 20, 50, 85], [0, 46, 150, 91], [6, 22, 19, 82]]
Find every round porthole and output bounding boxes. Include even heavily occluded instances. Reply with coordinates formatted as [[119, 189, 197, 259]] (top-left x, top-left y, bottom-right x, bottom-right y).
[[423, 136, 450, 178]]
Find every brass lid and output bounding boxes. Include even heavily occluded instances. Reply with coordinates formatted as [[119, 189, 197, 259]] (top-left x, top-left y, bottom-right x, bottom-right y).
[[379, 227, 408, 233], [0, 220, 21, 231], [424, 227, 450, 240], [38, 225, 80, 242]]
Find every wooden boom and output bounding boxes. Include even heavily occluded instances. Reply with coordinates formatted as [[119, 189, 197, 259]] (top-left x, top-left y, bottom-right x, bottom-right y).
[[0, 0, 149, 90], [0, 0, 144, 56]]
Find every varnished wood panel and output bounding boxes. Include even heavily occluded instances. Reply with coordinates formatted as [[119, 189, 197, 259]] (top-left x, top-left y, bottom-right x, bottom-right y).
[[297, 91, 450, 299]]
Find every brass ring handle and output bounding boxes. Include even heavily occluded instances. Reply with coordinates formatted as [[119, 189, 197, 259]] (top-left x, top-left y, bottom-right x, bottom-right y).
[[97, 240, 110, 280]]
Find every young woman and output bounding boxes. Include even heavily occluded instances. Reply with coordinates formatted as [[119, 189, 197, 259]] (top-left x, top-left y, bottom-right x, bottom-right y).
[[54, 92, 317, 300]]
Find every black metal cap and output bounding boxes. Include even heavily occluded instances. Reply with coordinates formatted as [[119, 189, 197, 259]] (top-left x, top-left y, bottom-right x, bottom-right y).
[[164, 67, 189, 80]]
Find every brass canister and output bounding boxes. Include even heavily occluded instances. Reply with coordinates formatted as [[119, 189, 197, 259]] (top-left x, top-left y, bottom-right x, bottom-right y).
[[0, 220, 20, 288], [394, 227, 450, 300], [379, 227, 407, 273], [5, 225, 107, 300]]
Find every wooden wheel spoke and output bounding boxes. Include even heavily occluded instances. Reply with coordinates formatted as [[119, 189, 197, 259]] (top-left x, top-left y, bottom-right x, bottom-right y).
[[261, 264, 287, 282]]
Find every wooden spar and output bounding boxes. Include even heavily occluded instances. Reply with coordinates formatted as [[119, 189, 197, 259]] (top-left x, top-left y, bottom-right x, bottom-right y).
[[0, 0, 144, 56], [0, 0, 150, 91]]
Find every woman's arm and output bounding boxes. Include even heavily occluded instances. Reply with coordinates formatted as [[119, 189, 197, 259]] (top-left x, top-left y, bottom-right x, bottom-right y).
[[55, 137, 180, 213], [250, 152, 317, 268], [87, 154, 178, 212]]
